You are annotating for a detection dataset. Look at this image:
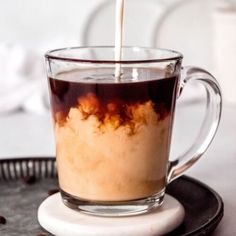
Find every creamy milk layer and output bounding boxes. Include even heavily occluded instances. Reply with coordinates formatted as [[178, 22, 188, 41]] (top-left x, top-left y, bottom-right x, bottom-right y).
[[55, 95, 170, 201]]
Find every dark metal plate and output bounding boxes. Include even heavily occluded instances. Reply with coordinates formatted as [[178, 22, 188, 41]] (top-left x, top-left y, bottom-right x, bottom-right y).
[[0, 157, 223, 236]]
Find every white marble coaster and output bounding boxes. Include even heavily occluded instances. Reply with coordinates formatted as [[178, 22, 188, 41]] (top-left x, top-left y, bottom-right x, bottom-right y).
[[38, 193, 184, 236]]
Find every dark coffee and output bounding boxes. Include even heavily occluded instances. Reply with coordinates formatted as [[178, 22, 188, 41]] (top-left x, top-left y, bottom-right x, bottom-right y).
[[49, 70, 177, 125]]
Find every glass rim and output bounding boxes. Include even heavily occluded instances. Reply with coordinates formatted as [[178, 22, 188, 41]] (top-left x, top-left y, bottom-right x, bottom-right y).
[[45, 46, 183, 64]]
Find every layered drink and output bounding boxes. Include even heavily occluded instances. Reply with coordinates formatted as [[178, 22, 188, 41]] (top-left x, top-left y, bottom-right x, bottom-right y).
[[48, 68, 178, 202]]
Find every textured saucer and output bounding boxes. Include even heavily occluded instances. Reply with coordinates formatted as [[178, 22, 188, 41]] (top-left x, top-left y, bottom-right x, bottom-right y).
[[38, 193, 185, 236]]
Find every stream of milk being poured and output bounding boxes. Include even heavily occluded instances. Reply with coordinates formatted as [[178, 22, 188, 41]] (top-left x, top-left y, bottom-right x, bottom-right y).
[[115, 0, 125, 81]]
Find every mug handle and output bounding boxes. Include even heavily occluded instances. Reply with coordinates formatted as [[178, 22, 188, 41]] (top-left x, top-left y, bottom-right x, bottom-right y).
[[167, 66, 222, 183]]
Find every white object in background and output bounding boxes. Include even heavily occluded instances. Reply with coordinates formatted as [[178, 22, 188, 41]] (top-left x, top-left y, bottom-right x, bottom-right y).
[[38, 193, 185, 236], [213, 0, 236, 104], [0, 43, 48, 114]]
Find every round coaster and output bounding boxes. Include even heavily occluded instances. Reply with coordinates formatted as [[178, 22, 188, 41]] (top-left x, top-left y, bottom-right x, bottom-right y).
[[38, 193, 185, 236]]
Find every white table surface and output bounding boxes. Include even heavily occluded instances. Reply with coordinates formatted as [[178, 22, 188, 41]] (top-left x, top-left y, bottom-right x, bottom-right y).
[[0, 102, 235, 235]]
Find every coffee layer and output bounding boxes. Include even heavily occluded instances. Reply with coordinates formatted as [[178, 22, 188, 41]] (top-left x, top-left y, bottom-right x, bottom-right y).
[[49, 71, 177, 122]]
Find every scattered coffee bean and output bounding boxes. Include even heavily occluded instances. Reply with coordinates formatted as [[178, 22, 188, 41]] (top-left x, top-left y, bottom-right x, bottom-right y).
[[22, 175, 36, 185], [0, 215, 6, 224], [47, 188, 59, 196]]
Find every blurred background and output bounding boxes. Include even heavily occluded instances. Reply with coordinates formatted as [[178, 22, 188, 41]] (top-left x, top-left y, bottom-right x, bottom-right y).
[[0, 0, 235, 157]]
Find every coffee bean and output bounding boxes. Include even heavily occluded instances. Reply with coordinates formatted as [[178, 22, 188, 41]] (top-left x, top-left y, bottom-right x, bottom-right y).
[[0, 215, 6, 224], [22, 175, 36, 185]]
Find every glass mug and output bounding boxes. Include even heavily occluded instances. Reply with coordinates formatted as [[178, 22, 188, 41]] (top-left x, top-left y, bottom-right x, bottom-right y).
[[45, 47, 222, 216]]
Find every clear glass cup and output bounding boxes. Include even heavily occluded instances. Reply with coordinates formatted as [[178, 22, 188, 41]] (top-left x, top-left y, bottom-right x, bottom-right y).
[[45, 47, 222, 216]]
